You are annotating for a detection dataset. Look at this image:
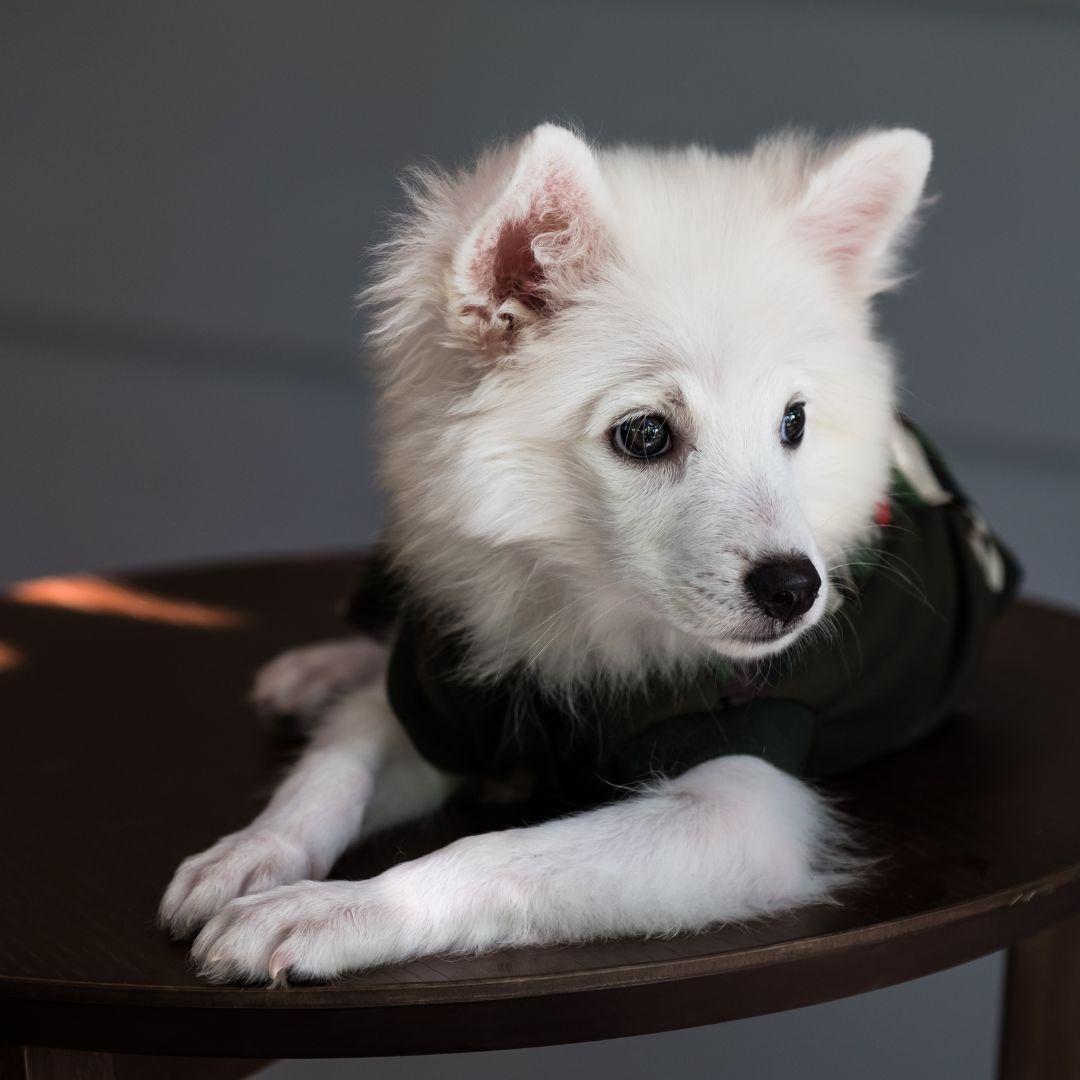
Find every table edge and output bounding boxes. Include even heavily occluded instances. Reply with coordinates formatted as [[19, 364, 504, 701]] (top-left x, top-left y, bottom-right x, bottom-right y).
[[3, 861, 1078, 1012]]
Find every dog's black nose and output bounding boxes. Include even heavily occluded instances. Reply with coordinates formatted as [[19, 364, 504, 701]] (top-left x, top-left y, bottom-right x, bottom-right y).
[[746, 556, 821, 623]]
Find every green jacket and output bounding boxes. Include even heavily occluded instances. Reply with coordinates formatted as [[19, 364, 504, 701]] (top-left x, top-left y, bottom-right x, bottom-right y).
[[346, 422, 1020, 804]]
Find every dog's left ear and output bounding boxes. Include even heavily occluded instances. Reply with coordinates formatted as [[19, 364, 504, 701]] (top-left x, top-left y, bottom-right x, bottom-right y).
[[796, 129, 933, 295], [450, 124, 611, 356]]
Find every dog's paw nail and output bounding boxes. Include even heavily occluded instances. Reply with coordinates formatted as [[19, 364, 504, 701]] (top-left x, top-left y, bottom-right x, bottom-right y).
[[268, 946, 293, 981], [182, 880, 407, 982]]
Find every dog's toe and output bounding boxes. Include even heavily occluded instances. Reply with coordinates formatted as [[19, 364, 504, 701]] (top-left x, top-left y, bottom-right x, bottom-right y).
[[159, 830, 314, 939], [190, 880, 402, 983]]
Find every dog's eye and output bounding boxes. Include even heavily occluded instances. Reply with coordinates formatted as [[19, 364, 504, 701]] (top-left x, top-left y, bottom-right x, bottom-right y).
[[780, 402, 806, 448], [613, 415, 673, 460]]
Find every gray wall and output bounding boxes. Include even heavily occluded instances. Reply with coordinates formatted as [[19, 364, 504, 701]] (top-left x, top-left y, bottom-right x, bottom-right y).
[[3, 0, 1078, 595], [4, 1, 1078, 1076], [261, 953, 1004, 1080]]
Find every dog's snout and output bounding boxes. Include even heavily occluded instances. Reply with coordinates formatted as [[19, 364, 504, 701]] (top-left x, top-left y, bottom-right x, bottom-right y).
[[746, 556, 821, 624]]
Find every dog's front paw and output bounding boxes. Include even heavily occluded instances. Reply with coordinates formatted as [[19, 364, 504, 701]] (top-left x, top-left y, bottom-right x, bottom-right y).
[[251, 639, 385, 736], [159, 829, 316, 940], [191, 880, 402, 983]]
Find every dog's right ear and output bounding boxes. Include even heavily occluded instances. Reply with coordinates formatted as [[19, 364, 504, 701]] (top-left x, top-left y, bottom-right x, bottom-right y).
[[450, 125, 611, 357]]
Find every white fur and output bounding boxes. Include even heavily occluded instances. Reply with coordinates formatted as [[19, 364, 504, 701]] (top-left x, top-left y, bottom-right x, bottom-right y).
[[250, 637, 387, 731], [191, 755, 854, 983], [161, 668, 456, 938], [161, 124, 931, 981], [367, 124, 929, 687]]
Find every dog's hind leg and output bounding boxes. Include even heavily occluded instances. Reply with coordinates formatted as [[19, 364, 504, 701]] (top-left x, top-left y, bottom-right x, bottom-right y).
[[158, 662, 456, 939]]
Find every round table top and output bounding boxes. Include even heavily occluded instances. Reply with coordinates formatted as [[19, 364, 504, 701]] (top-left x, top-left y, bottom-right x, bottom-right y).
[[1, 554, 1078, 1059]]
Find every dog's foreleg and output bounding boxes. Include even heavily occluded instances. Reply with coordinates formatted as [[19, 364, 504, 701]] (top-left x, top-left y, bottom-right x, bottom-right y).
[[159, 661, 455, 938], [191, 755, 857, 983]]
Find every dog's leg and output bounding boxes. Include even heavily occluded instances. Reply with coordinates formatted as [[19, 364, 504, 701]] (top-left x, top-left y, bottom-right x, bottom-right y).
[[191, 755, 857, 983], [159, 662, 455, 939], [251, 637, 387, 736]]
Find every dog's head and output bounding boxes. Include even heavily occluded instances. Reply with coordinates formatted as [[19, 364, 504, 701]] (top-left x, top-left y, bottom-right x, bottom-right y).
[[367, 125, 931, 681]]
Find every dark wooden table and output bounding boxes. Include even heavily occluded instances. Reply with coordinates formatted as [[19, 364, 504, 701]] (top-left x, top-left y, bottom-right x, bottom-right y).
[[1, 555, 1078, 1079]]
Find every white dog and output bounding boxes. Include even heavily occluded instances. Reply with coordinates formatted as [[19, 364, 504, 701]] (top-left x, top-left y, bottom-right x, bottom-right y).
[[159, 124, 1008, 983]]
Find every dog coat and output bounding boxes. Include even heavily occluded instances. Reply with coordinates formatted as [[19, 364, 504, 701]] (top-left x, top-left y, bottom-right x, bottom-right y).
[[345, 421, 1020, 804]]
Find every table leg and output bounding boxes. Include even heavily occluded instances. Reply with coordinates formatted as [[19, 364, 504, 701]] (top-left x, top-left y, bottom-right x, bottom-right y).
[[999, 911, 1080, 1079], [0, 1048, 269, 1080], [1, 1048, 115, 1079]]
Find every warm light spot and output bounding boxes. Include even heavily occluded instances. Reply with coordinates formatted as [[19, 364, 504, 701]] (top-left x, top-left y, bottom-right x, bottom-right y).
[[7, 575, 249, 628], [0, 641, 25, 672]]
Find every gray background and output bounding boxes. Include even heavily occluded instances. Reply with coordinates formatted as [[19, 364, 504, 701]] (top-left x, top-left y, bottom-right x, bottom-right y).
[[4, 0, 1078, 1075]]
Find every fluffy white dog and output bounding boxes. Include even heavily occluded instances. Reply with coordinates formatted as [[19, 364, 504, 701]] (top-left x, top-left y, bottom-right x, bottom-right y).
[[159, 124, 999, 984]]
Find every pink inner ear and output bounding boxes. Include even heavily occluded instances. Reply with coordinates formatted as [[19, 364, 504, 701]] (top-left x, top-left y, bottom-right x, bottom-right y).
[[468, 160, 595, 318], [489, 215, 548, 313], [816, 173, 899, 264]]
